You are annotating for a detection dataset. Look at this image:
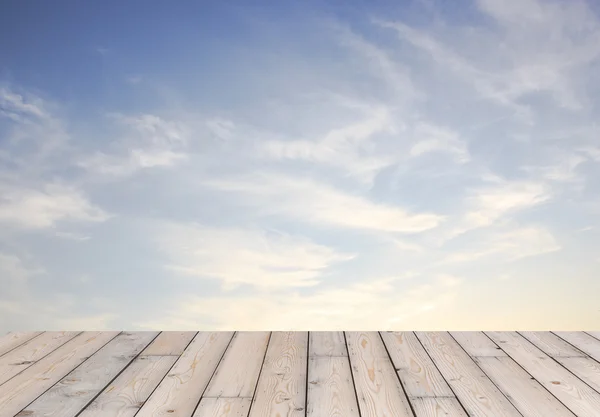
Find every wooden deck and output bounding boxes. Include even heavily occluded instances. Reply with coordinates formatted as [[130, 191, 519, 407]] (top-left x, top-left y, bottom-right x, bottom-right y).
[[1, 332, 600, 416]]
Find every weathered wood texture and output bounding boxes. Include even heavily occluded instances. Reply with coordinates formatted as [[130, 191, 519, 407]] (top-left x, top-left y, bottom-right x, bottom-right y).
[[1, 331, 600, 417]]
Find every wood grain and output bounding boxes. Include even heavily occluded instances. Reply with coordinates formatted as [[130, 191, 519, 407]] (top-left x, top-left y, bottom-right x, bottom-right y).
[[519, 332, 585, 357], [0, 331, 119, 417], [475, 356, 576, 417], [249, 332, 307, 417], [143, 332, 197, 356], [136, 332, 234, 417], [204, 332, 270, 398], [554, 331, 600, 362], [79, 355, 177, 417], [411, 398, 468, 417], [416, 332, 520, 417], [307, 356, 360, 417], [450, 332, 506, 357], [20, 332, 158, 417], [0, 332, 43, 357], [381, 331, 453, 398], [556, 356, 600, 393], [0, 331, 80, 385], [486, 331, 600, 417], [310, 332, 347, 357], [346, 332, 413, 417], [194, 398, 251, 417]]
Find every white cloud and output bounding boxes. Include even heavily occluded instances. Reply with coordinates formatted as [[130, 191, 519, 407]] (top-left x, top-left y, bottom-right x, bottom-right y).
[[137, 276, 459, 330], [463, 179, 551, 228], [204, 174, 445, 233], [0, 184, 110, 229], [409, 123, 470, 163], [156, 222, 353, 290], [445, 225, 560, 263], [378, 0, 600, 115], [79, 113, 189, 177], [260, 105, 395, 182]]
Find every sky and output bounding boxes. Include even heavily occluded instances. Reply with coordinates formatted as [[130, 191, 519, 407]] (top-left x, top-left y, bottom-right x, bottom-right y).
[[1, 0, 600, 332]]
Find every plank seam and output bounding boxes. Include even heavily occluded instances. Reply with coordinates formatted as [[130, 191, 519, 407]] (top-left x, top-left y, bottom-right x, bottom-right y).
[[0, 331, 83, 389], [445, 332, 526, 417], [343, 332, 363, 417], [482, 331, 582, 415], [377, 332, 417, 417], [187, 331, 238, 417], [305, 331, 309, 417], [245, 331, 273, 417], [129, 331, 201, 417], [73, 332, 162, 417], [13, 331, 123, 417], [0, 332, 45, 359], [541, 331, 600, 396]]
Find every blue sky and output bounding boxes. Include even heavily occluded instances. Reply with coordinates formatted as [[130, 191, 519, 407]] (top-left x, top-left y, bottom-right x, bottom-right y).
[[1, 0, 600, 332]]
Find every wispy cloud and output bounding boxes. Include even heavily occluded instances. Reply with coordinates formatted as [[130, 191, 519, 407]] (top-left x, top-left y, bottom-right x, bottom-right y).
[[0, 183, 110, 229], [445, 225, 560, 263], [78, 113, 189, 177], [204, 173, 445, 233], [156, 222, 354, 290]]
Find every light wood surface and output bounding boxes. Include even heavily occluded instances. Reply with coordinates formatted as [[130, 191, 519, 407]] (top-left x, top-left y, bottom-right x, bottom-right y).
[[0, 332, 43, 357], [204, 332, 270, 398], [475, 356, 577, 417], [417, 331, 521, 417], [0, 331, 119, 417], [143, 332, 197, 356], [346, 332, 414, 417], [136, 332, 234, 417], [307, 356, 360, 417], [381, 331, 453, 398], [194, 398, 251, 417], [79, 355, 178, 417], [310, 332, 347, 357], [1, 331, 600, 417], [486, 331, 600, 417], [554, 332, 600, 362], [450, 332, 506, 357], [249, 331, 307, 417], [411, 398, 469, 417], [20, 332, 158, 417], [519, 332, 585, 357], [0, 331, 80, 385]]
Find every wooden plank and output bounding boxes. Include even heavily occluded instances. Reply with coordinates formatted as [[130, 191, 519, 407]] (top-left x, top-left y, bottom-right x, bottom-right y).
[[416, 332, 520, 417], [486, 331, 600, 417], [475, 356, 576, 417], [249, 332, 307, 417], [79, 355, 178, 417], [307, 356, 360, 417], [0, 331, 119, 417], [556, 357, 600, 393], [346, 331, 413, 417], [0, 332, 43, 357], [554, 331, 600, 362], [450, 332, 506, 357], [204, 332, 270, 398], [20, 332, 158, 417], [381, 331, 453, 397], [194, 398, 251, 417], [310, 332, 347, 357], [0, 331, 80, 385], [143, 331, 197, 356], [586, 332, 600, 340], [136, 332, 234, 417], [519, 332, 585, 357], [411, 398, 468, 417]]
